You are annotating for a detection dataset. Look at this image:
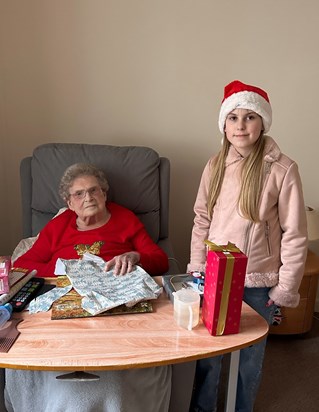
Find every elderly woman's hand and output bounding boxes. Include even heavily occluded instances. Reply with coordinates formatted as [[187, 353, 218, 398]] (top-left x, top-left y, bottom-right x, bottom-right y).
[[104, 252, 141, 275]]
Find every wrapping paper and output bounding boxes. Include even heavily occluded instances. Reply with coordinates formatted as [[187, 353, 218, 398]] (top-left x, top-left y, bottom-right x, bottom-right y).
[[29, 254, 162, 315], [59, 256, 162, 315]]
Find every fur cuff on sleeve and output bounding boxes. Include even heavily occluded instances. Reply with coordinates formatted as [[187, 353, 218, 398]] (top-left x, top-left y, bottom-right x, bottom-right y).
[[268, 285, 300, 308]]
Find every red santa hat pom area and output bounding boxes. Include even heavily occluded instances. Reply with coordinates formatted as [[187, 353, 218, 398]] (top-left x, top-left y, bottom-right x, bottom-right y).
[[218, 80, 272, 134]]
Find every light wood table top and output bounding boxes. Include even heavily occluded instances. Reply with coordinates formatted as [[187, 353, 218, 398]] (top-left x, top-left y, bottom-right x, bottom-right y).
[[0, 277, 268, 371]]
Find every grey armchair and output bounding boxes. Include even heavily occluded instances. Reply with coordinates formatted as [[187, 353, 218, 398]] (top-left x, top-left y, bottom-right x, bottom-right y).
[[20, 142, 180, 275]]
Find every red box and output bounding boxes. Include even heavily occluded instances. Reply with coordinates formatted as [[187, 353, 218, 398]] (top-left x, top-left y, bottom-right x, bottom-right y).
[[202, 242, 247, 336], [0, 256, 11, 294]]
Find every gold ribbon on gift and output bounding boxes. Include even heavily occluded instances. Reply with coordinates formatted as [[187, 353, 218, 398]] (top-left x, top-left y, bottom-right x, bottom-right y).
[[204, 240, 240, 253], [204, 240, 237, 335]]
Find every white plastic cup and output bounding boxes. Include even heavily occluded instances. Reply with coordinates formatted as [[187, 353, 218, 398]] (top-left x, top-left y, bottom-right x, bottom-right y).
[[173, 289, 200, 330]]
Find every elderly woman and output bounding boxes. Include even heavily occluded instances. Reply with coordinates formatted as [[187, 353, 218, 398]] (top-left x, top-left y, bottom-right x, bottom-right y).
[[5, 163, 171, 412], [14, 163, 169, 277]]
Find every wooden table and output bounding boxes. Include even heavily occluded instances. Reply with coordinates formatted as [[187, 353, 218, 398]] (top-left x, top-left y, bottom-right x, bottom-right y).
[[0, 278, 269, 412]]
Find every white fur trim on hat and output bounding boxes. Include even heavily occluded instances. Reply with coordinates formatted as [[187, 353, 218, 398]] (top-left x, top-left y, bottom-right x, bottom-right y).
[[218, 90, 272, 134]]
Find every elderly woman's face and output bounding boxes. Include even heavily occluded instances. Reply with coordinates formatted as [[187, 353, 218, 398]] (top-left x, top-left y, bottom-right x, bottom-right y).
[[67, 175, 106, 219]]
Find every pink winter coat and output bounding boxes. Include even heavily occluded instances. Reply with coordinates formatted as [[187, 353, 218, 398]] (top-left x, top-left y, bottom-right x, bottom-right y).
[[188, 136, 308, 308]]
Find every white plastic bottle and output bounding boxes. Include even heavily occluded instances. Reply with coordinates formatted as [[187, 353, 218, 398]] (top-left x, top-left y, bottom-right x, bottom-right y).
[[0, 303, 13, 328]]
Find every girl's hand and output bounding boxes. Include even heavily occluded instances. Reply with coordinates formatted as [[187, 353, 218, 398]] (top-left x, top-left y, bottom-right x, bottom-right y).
[[266, 298, 274, 307], [104, 252, 141, 276]]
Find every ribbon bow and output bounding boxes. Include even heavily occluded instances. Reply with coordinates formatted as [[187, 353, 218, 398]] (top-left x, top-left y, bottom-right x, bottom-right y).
[[204, 240, 241, 253]]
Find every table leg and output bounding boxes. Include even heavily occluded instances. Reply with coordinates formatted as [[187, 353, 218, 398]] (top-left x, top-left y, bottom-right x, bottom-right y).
[[225, 350, 240, 412]]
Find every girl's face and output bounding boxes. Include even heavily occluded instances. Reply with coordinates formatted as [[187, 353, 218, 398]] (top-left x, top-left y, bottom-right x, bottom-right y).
[[224, 108, 263, 157]]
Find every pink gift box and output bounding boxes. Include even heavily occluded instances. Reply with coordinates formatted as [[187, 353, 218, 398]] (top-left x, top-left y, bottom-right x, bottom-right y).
[[0, 256, 11, 294], [202, 242, 247, 336]]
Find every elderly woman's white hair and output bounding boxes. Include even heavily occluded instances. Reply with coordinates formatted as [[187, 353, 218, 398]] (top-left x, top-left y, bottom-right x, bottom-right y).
[[59, 163, 109, 202]]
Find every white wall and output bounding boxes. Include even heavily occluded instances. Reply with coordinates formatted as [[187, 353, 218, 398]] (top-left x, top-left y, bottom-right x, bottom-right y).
[[1, 1, 319, 308]]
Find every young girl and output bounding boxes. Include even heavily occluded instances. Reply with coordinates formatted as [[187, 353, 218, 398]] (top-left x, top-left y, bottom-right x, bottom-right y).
[[188, 80, 308, 412]]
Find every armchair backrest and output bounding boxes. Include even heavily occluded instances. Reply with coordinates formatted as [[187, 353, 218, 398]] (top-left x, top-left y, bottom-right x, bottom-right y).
[[20, 143, 170, 245]]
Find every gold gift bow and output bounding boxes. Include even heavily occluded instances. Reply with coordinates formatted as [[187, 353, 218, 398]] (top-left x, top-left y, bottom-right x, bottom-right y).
[[204, 240, 238, 335], [204, 240, 241, 253]]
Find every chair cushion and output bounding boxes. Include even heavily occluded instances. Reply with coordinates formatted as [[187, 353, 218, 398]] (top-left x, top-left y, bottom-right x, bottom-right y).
[[29, 143, 161, 242]]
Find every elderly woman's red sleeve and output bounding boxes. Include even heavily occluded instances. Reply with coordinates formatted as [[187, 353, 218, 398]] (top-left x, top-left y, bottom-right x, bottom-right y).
[[133, 227, 169, 275], [13, 229, 55, 278]]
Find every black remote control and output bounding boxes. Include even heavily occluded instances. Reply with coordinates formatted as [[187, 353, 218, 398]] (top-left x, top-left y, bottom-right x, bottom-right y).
[[9, 277, 45, 312]]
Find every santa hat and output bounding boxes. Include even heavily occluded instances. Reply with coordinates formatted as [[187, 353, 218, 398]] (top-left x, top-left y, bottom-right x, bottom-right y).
[[218, 80, 272, 134]]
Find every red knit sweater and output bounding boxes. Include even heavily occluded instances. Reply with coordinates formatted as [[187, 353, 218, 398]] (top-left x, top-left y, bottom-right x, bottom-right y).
[[14, 202, 169, 277]]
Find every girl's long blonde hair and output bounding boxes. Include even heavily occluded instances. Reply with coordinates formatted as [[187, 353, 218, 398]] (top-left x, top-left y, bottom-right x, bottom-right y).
[[207, 133, 266, 222]]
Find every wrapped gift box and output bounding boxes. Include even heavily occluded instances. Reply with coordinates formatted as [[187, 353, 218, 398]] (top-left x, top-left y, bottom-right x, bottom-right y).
[[202, 242, 247, 336], [0, 256, 11, 294]]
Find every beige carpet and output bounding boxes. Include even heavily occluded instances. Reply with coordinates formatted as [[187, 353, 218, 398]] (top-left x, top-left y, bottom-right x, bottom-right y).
[[254, 312, 319, 411], [216, 313, 319, 411]]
